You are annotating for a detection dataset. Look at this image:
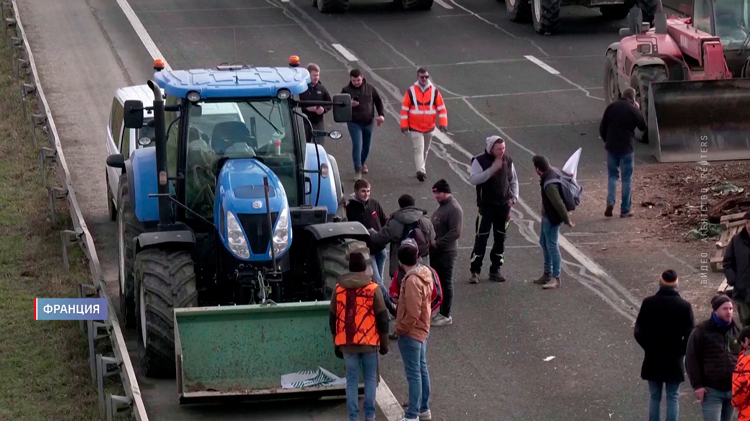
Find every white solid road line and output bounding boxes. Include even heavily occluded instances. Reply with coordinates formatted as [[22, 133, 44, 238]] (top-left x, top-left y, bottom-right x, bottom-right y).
[[434, 0, 454, 9], [114, 0, 171, 71], [524, 55, 560, 75], [331, 43, 358, 61], [113, 0, 403, 419]]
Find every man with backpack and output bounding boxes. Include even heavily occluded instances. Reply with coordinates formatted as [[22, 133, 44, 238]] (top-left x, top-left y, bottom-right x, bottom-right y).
[[369, 194, 436, 280], [468, 136, 519, 284], [532, 155, 574, 290]]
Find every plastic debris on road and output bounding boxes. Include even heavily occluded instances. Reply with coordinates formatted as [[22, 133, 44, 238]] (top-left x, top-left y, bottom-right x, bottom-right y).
[[543, 356, 556, 362], [281, 367, 346, 389]]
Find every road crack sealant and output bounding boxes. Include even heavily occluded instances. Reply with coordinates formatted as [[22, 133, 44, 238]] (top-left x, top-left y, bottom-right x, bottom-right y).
[[276, 0, 641, 323]]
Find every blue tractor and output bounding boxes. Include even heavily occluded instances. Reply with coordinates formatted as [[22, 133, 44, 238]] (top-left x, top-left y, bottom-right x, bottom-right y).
[[106, 58, 372, 379]]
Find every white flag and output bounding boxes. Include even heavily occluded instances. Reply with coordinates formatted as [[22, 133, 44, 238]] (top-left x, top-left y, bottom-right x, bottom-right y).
[[562, 148, 582, 182]]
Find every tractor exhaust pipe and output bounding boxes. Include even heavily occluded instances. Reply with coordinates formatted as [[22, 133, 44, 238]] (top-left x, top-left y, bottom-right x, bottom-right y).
[[147, 79, 170, 227]]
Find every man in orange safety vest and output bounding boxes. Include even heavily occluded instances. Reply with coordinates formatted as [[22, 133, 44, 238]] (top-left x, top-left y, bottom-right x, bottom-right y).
[[400, 67, 448, 182]]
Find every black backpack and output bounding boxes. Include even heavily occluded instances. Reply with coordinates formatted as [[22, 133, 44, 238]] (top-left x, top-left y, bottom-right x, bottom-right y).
[[401, 220, 429, 257]]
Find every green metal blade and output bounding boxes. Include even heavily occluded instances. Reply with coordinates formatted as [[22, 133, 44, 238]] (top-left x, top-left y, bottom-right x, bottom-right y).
[[174, 301, 348, 397]]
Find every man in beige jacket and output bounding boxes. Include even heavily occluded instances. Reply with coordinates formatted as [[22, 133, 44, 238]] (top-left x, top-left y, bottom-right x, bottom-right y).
[[395, 241, 434, 421]]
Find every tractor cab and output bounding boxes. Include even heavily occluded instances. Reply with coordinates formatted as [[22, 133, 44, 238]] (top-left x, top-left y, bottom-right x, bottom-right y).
[[688, 0, 750, 75]]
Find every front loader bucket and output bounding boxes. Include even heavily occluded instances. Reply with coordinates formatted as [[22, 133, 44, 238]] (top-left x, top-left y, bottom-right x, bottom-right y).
[[648, 79, 750, 163], [174, 301, 365, 404]]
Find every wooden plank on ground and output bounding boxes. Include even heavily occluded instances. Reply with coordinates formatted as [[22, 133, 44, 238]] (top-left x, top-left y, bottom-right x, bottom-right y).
[[720, 212, 747, 222], [718, 278, 730, 294]]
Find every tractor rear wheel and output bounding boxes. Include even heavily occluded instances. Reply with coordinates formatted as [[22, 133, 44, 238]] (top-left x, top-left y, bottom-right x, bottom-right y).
[[599, 1, 633, 20], [134, 248, 198, 378], [604, 49, 621, 104], [314, 0, 349, 13], [637, 0, 656, 23], [631, 65, 667, 144], [532, 0, 560, 34], [315, 238, 370, 299], [506, 0, 531, 22], [117, 173, 143, 328], [398, 0, 434, 10]]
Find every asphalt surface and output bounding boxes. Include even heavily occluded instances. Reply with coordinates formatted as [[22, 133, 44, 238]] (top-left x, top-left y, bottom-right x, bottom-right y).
[[16, 0, 716, 419]]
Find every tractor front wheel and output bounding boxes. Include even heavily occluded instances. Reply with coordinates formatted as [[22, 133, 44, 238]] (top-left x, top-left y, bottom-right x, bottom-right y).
[[506, 0, 531, 22], [117, 173, 143, 328], [604, 49, 621, 104], [315, 0, 349, 13], [315, 238, 370, 299], [631, 65, 667, 144], [134, 248, 198, 378], [532, 0, 560, 34]]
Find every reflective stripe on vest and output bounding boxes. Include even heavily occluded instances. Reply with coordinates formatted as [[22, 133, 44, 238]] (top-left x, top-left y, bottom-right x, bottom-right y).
[[334, 283, 380, 347]]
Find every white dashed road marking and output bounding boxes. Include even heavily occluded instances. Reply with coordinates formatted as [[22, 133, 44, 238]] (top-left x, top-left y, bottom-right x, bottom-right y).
[[331, 44, 358, 61], [435, 0, 454, 9], [524, 55, 560, 75]]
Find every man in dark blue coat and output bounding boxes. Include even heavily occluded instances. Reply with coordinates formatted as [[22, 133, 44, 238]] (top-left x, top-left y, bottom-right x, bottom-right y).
[[634, 269, 695, 421]]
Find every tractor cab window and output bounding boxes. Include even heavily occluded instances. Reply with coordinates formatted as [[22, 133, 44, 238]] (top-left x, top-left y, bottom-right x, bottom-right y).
[[713, 0, 749, 47], [694, 0, 714, 33], [183, 98, 299, 220]]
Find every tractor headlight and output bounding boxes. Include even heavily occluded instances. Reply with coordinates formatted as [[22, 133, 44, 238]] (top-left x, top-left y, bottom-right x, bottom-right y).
[[226, 211, 250, 259], [272, 207, 289, 256]]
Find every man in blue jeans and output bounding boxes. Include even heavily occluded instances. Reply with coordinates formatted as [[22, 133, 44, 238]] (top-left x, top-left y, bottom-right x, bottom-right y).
[[532, 155, 573, 290], [599, 87, 645, 218], [634, 270, 695, 421], [345, 178, 393, 313], [329, 251, 390, 421], [394, 242, 433, 421], [341, 69, 385, 180]]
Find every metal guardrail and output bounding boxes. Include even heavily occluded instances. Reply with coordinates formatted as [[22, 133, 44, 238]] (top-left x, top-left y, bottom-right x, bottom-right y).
[[1, 2, 148, 420]]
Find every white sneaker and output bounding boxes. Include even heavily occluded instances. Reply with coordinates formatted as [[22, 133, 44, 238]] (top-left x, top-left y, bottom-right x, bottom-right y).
[[400, 418, 418, 421], [419, 409, 432, 420], [431, 314, 452, 326]]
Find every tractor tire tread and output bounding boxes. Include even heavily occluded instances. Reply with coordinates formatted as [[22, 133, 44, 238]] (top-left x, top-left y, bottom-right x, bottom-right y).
[[637, 0, 656, 23], [632, 65, 667, 144], [604, 49, 621, 104], [316, 239, 370, 297], [118, 174, 143, 328], [317, 0, 349, 13], [135, 248, 197, 378], [506, 0, 531, 22], [399, 0, 433, 10], [533, 0, 560, 35]]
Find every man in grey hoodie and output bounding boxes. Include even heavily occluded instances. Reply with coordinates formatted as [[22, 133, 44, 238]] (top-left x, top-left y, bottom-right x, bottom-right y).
[[468, 136, 519, 284], [369, 194, 436, 279]]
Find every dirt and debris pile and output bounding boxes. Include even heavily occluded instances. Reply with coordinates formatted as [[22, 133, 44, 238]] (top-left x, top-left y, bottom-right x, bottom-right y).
[[636, 161, 750, 239]]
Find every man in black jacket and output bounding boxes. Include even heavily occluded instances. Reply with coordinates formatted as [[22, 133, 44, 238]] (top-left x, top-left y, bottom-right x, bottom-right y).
[[429, 179, 463, 326], [685, 295, 742, 421], [599, 87, 646, 218], [724, 211, 750, 327], [468, 136, 519, 284], [341, 69, 385, 180], [298, 63, 332, 146], [634, 269, 695, 421], [344, 179, 392, 313]]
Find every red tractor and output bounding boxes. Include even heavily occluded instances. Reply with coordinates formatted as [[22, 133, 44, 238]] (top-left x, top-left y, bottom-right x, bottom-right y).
[[604, 0, 750, 163]]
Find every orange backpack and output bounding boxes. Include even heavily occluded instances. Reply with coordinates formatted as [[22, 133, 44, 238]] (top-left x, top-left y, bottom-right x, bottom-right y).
[[733, 347, 750, 420]]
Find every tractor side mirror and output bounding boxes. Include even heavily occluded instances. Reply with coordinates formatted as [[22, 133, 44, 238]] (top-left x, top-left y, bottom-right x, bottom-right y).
[[331, 94, 352, 123], [106, 153, 125, 169], [124, 100, 144, 129]]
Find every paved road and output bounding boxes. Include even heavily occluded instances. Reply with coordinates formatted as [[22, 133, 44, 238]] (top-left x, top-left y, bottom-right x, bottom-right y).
[[17, 0, 713, 419]]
